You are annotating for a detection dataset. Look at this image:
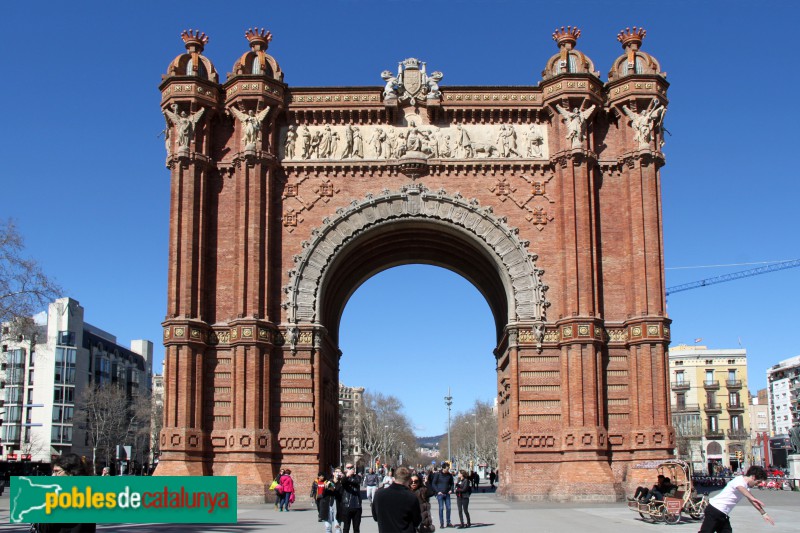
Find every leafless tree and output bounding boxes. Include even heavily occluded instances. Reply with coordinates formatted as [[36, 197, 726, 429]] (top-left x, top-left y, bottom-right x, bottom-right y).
[[439, 400, 497, 471], [20, 430, 49, 459], [75, 384, 151, 473], [359, 391, 417, 468], [0, 219, 61, 336]]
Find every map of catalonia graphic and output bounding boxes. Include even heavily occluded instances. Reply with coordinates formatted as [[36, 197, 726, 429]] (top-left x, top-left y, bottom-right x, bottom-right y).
[[10, 477, 63, 523]]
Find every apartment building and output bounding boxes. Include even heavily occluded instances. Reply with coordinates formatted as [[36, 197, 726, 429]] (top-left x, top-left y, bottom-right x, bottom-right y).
[[1, 298, 152, 465], [668, 345, 750, 473]]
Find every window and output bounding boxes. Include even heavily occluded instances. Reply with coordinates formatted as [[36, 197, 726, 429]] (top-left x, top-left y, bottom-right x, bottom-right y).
[[57, 331, 75, 347], [6, 406, 22, 422], [729, 393, 740, 406], [676, 371, 685, 383], [705, 370, 714, 382], [709, 416, 718, 431], [731, 416, 742, 430], [676, 393, 686, 409], [53, 406, 62, 422]]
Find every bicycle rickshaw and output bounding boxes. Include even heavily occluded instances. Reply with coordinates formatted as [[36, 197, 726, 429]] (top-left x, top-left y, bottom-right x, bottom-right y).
[[627, 459, 708, 524]]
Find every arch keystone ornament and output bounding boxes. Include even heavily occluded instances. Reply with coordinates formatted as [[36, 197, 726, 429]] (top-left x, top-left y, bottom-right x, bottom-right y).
[[158, 26, 674, 502]]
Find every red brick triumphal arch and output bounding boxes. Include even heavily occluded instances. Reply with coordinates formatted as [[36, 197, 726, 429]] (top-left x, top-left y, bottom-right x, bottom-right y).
[[158, 26, 675, 501]]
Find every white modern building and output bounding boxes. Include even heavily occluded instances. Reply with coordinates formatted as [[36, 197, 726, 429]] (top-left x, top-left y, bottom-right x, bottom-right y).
[[1, 297, 153, 465], [767, 355, 800, 437]]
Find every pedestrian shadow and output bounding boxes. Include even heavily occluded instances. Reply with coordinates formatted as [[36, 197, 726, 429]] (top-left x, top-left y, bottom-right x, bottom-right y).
[[459, 523, 494, 528]]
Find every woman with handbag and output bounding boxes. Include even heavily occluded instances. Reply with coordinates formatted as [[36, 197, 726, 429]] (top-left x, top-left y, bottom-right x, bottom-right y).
[[279, 468, 295, 511]]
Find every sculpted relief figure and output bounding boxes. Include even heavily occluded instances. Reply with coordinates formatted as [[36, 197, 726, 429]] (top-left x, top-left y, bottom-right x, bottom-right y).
[[163, 104, 205, 150], [438, 134, 452, 158], [496, 124, 521, 157], [317, 125, 333, 158], [455, 124, 473, 158], [368, 127, 386, 158], [284, 125, 297, 159], [622, 99, 665, 150], [299, 124, 312, 159], [229, 106, 271, 150], [555, 103, 597, 149], [352, 127, 364, 158], [526, 124, 545, 157], [340, 124, 355, 159]]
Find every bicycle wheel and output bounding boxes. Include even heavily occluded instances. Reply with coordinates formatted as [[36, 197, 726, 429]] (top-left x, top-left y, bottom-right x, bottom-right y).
[[665, 511, 681, 524]]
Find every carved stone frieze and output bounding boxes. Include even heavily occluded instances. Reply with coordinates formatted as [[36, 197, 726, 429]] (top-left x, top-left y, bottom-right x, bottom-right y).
[[279, 122, 548, 162], [283, 184, 550, 325]]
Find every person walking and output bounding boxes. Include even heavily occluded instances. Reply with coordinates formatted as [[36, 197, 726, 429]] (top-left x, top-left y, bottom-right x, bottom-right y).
[[364, 468, 380, 503], [341, 463, 363, 533], [279, 468, 296, 511], [311, 472, 327, 520], [488, 469, 496, 488], [371, 466, 421, 533], [454, 470, 472, 529], [410, 473, 435, 533], [431, 463, 455, 528], [319, 472, 343, 533], [698, 465, 774, 532]]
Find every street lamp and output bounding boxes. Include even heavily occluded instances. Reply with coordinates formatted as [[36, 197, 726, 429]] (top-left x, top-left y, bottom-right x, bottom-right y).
[[444, 388, 452, 465]]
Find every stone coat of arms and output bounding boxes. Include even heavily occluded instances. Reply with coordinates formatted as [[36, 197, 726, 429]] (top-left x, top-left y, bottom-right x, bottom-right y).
[[381, 58, 443, 105]]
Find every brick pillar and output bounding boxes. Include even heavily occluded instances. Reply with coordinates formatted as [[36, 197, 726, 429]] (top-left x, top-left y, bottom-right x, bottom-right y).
[[614, 152, 674, 492], [158, 99, 215, 475]]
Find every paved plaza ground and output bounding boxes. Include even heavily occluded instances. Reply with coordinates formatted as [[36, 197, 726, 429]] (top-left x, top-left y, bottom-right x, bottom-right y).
[[1, 487, 798, 532]]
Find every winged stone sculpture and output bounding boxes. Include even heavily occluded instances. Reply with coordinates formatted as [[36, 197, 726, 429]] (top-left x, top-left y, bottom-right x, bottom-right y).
[[555, 103, 596, 149], [622, 99, 666, 150], [163, 104, 206, 150], [229, 106, 271, 150]]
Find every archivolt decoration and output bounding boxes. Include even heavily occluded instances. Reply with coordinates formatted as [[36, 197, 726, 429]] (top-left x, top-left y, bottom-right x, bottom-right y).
[[282, 184, 550, 326]]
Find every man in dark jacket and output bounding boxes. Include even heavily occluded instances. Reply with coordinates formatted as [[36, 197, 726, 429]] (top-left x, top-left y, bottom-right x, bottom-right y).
[[371, 466, 421, 533], [364, 468, 381, 502], [430, 463, 455, 528], [341, 463, 363, 533]]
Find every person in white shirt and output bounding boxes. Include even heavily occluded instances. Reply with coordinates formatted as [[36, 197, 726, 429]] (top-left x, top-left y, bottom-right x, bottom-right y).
[[698, 465, 775, 532]]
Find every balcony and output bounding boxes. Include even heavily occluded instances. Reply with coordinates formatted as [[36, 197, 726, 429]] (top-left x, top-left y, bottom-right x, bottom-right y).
[[727, 403, 745, 413], [672, 403, 700, 413], [703, 380, 720, 390], [728, 428, 749, 440], [704, 402, 722, 413], [705, 429, 724, 439], [726, 380, 743, 389], [671, 381, 691, 391]]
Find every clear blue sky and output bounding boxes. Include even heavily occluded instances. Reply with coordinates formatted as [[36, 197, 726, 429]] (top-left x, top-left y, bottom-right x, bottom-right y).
[[2, 1, 798, 436]]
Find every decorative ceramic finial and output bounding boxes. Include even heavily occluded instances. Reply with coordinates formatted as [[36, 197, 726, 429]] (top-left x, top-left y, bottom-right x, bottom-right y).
[[618, 27, 647, 50], [552, 26, 581, 49], [245, 27, 273, 51], [181, 29, 209, 53]]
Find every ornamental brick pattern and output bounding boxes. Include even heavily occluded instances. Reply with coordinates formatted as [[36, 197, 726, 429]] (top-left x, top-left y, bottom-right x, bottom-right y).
[[157, 26, 674, 501]]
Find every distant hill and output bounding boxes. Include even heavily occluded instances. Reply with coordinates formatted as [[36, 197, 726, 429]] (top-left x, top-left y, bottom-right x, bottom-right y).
[[416, 434, 444, 448]]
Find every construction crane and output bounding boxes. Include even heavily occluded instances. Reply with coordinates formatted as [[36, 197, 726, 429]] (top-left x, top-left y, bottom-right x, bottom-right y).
[[666, 259, 800, 296]]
